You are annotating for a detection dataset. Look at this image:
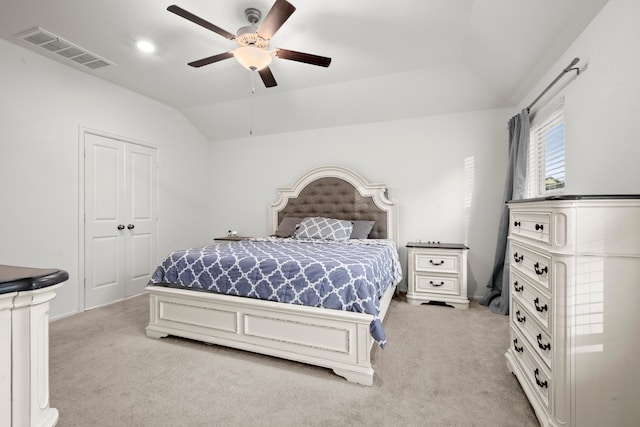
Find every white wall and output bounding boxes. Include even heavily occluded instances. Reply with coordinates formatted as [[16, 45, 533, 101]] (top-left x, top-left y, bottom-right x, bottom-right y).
[[206, 0, 640, 299], [208, 108, 510, 298], [3, 0, 630, 317], [519, 0, 640, 194], [0, 39, 212, 318]]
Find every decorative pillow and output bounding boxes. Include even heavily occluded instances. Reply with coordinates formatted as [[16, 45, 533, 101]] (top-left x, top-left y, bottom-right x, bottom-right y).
[[274, 217, 303, 238], [350, 220, 375, 239], [294, 217, 353, 241]]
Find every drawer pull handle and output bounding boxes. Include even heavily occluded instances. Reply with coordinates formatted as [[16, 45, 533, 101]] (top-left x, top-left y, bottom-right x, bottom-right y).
[[534, 262, 548, 275], [429, 280, 445, 287], [513, 338, 523, 353], [535, 223, 544, 231], [513, 281, 523, 292], [534, 368, 548, 389], [514, 253, 524, 263], [537, 334, 551, 351], [514, 221, 521, 227], [429, 260, 445, 266], [516, 310, 526, 323], [534, 297, 548, 313]]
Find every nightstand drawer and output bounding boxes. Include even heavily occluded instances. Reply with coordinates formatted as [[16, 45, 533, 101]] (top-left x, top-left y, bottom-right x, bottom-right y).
[[413, 252, 460, 274], [413, 274, 459, 295]]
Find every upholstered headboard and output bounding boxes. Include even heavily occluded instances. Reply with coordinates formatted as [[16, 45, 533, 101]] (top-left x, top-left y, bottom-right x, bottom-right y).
[[270, 166, 398, 244]]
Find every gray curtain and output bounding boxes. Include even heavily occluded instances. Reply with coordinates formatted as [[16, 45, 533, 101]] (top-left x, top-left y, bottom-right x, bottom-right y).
[[480, 109, 530, 314]]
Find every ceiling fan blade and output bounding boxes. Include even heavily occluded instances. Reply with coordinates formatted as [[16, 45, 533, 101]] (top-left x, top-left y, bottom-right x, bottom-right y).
[[167, 5, 236, 40], [257, 0, 296, 39], [258, 67, 278, 88], [274, 49, 331, 67], [188, 52, 234, 68]]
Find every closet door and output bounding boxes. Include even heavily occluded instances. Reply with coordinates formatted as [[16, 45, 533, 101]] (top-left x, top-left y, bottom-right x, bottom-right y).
[[84, 133, 158, 309], [124, 142, 158, 297]]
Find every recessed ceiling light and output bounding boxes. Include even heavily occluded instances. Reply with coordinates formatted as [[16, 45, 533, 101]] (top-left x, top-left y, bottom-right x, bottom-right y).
[[136, 40, 155, 53]]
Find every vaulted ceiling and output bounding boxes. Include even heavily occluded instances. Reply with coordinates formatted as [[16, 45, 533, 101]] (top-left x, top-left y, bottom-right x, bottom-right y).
[[0, 0, 609, 141]]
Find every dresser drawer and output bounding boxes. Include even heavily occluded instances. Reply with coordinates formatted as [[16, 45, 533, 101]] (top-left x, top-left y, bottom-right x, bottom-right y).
[[511, 211, 551, 245], [413, 252, 460, 274], [510, 269, 551, 331], [510, 327, 551, 410], [511, 299, 552, 368], [511, 242, 551, 292], [412, 273, 459, 295]]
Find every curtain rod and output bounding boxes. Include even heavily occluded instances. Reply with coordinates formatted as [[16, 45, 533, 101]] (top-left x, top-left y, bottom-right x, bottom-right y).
[[527, 57, 580, 111]]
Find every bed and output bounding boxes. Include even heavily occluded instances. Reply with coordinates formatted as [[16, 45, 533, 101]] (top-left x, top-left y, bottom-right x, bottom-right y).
[[145, 165, 401, 385]]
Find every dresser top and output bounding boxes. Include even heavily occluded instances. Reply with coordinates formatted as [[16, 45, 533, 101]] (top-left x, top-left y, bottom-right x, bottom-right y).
[[406, 242, 469, 250], [509, 194, 640, 203], [0, 265, 69, 294]]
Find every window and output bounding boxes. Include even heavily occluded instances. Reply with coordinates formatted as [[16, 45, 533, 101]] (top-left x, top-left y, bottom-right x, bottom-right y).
[[527, 97, 565, 197]]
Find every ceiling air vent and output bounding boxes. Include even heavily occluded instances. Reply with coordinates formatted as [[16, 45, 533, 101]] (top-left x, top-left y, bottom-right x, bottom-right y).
[[16, 27, 115, 70]]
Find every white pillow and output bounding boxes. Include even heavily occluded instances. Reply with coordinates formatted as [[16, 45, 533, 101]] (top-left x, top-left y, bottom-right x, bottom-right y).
[[294, 217, 353, 241]]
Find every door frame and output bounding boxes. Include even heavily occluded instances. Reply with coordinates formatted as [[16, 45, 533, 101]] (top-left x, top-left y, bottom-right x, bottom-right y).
[[78, 127, 160, 312]]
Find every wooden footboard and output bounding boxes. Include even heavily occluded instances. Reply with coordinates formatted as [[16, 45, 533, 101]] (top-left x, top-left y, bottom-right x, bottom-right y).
[[146, 283, 396, 386]]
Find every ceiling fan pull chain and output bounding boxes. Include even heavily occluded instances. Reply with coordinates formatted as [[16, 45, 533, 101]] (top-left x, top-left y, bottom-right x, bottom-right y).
[[249, 98, 253, 135], [251, 69, 256, 94], [249, 71, 254, 135]]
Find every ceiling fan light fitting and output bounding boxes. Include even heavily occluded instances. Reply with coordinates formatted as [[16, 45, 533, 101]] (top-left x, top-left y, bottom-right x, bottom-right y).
[[234, 46, 272, 71]]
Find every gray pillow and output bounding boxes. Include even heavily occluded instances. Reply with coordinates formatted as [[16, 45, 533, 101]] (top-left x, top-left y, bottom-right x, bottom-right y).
[[294, 217, 353, 241], [350, 220, 375, 239], [274, 217, 303, 238]]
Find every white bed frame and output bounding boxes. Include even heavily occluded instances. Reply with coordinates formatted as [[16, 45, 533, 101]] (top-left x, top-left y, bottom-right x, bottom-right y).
[[146, 166, 399, 385]]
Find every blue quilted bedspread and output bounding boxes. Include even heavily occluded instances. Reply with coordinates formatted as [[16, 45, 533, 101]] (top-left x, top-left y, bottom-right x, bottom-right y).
[[149, 238, 402, 347]]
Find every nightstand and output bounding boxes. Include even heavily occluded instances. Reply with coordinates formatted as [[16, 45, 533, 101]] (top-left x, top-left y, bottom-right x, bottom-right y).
[[406, 242, 469, 309], [213, 236, 252, 242]]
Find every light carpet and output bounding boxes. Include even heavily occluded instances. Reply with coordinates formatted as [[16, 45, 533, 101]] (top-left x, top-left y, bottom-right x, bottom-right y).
[[49, 294, 538, 427]]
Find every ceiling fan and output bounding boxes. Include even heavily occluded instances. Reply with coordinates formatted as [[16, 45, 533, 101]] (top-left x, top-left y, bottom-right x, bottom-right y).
[[167, 0, 332, 88]]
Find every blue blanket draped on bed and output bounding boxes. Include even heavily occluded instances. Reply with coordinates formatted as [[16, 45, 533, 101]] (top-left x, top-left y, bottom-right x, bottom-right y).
[[149, 238, 402, 347]]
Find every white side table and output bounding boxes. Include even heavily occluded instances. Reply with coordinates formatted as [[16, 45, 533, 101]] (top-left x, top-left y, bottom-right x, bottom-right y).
[[406, 242, 469, 309]]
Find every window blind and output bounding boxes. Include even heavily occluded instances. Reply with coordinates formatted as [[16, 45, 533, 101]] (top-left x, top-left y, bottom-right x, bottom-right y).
[[528, 97, 565, 197]]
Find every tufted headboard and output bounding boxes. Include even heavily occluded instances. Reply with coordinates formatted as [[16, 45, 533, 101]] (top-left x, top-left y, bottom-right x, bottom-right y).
[[270, 166, 398, 244]]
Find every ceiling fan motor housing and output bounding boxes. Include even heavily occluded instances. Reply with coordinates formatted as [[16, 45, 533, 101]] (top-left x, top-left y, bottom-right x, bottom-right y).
[[244, 7, 261, 25], [236, 26, 270, 48]]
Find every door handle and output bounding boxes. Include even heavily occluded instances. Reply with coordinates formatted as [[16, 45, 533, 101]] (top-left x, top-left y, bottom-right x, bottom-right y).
[[127, 224, 135, 230], [117, 224, 125, 230]]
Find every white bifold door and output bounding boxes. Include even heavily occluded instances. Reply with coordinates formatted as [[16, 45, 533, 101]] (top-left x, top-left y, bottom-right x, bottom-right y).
[[84, 132, 158, 309]]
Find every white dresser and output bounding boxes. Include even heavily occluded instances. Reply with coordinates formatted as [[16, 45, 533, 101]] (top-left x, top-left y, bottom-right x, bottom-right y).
[[505, 196, 640, 427], [1, 266, 67, 427], [406, 242, 469, 309]]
